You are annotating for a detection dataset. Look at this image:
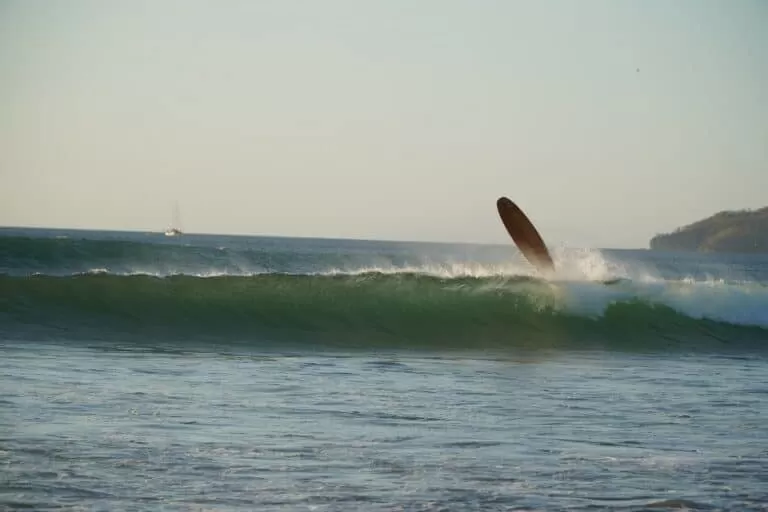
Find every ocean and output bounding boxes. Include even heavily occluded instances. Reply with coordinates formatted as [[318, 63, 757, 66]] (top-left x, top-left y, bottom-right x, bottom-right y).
[[1, 227, 767, 511]]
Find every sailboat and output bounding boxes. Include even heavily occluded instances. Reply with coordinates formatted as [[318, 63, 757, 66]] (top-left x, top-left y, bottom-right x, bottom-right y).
[[164, 202, 183, 237]]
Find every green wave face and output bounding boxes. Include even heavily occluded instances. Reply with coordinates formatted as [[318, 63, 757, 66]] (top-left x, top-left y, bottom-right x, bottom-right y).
[[2, 273, 766, 351]]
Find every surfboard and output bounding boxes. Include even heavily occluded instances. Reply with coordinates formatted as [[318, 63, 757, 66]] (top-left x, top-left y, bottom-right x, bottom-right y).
[[496, 197, 555, 274]]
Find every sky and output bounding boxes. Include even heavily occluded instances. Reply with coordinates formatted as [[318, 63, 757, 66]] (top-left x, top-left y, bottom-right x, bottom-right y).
[[1, 0, 767, 248]]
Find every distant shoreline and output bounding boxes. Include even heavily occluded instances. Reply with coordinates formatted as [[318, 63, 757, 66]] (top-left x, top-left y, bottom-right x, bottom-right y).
[[650, 207, 768, 254]]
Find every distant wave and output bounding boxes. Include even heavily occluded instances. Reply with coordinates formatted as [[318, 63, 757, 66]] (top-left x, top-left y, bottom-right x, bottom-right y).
[[0, 235, 512, 278], [3, 233, 764, 284]]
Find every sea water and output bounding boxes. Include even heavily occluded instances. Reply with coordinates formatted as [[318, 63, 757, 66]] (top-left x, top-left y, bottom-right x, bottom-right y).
[[1, 227, 767, 511]]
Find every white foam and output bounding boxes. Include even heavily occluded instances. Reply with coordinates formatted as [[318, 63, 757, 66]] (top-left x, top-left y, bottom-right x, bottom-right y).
[[553, 278, 768, 329], [322, 261, 531, 279], [549, 247, 664, 284], [322, 248, 627, 281], [84, 268, 110, 275]]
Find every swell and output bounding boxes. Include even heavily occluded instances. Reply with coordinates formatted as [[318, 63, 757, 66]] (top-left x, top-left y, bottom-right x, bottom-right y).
[[0, 235, 308, 276], [1, 273, 766, 350], [0, 235, 440, 277]]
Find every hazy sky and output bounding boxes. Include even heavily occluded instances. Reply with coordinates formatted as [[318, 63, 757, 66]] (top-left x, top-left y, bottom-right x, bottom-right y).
[[2, 0, 767, 248]]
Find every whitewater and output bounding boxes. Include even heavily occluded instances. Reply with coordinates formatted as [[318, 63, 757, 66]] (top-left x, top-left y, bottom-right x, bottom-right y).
[[2, 227, 767, 511]]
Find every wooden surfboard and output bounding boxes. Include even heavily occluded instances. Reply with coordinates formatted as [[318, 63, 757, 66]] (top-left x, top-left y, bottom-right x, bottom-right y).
[[496, 197, 555, 274]]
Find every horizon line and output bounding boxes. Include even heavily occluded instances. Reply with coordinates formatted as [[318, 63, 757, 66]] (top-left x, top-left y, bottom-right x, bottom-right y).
[[0, 223, 648, 251]]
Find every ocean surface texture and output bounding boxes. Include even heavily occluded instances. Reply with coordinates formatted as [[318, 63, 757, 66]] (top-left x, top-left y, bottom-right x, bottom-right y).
[[2, 227, 767, 511]]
